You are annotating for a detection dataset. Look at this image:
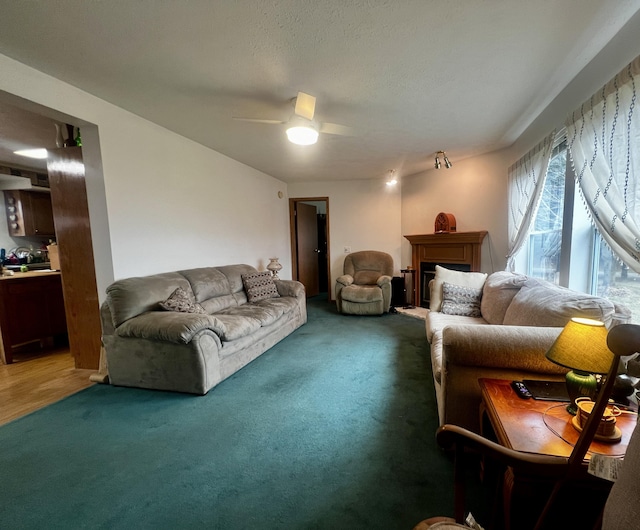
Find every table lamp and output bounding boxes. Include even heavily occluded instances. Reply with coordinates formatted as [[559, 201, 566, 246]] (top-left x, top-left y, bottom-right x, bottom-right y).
[[545, 317, 614, 415], [535, 323, 638, 528]]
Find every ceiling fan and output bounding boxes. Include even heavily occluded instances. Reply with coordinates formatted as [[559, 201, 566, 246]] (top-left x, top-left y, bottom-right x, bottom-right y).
[[233, 91, 351, 145]]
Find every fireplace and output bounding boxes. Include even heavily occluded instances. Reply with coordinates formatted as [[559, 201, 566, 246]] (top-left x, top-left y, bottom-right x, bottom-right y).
[[404, 231, 487, 307], [420, 262, 471, 307]]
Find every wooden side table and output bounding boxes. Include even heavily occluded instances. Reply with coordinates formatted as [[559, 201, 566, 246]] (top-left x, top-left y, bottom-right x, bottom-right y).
[[400, 268, 415, 308], [479, 378, 638, 530], [479, 378, 636, 458]]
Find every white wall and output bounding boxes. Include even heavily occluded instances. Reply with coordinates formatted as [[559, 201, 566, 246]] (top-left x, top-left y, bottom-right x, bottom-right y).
[[288, 178, 402, 295], [401, 149, 511, 274], [0, 54, 291, 302]]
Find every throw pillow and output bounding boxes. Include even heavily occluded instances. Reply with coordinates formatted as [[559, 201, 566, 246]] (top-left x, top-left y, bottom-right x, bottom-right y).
[[241, 271, 280, 303], [159, 286, 206, 314], [430, 265, 488, 312], [440, 281, 483, 317]]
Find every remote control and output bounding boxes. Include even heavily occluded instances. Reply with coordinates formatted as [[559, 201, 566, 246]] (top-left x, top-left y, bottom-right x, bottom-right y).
[[511, 380, 532, 399]]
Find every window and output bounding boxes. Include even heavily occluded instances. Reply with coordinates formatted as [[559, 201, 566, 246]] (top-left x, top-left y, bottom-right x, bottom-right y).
[[593, 239, 640, 320], [527, 142, 566, 284], [517, 138, 638, 322]]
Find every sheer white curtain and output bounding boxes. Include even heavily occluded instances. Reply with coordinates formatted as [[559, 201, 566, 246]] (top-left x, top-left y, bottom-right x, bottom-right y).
[[566, 55, 640, 273], [506, 130, 556, 271]]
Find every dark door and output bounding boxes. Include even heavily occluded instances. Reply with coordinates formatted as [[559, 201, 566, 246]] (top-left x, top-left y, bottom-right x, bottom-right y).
[[296, 202, 320, 297]]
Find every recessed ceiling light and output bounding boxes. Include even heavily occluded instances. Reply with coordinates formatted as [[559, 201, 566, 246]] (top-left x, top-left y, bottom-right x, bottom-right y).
[[13, 148, 48, 159]]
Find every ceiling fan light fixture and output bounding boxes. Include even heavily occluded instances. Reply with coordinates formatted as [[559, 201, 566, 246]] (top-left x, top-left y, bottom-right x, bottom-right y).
[[286, 115, 319, 145], [286, 125, 319, 145]]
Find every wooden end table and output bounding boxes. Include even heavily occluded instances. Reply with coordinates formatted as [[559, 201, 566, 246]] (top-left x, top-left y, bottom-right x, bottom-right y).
[[479, 378, 637, 458], [479, 378, 638, 529]]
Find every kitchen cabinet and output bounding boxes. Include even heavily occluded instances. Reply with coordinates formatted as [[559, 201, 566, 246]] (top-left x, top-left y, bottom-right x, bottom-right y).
[[0, 271, 67, 364], [4, 190, 56, 237]]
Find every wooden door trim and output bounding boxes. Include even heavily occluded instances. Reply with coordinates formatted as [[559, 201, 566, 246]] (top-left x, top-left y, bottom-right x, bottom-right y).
[[288, 197, 332, 302], [47, 147, 102, 369]]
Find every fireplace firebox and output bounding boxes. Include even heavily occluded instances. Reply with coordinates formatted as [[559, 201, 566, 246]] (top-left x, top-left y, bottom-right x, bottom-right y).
[[420, 262, 471, 307]]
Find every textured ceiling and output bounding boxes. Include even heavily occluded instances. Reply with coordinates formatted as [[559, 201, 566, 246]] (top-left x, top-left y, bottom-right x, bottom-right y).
[[0, 1, 639, 182]]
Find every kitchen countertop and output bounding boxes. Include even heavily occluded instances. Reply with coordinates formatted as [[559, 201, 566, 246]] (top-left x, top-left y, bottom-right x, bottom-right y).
[[0, 269, 60, 280]]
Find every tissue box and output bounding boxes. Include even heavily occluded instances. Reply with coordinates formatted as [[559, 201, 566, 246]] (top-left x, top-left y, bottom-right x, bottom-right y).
[[47, 245, 60, 271]]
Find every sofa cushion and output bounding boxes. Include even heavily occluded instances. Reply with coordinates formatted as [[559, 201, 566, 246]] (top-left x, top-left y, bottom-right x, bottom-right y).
[[430, 265, 488, 312], [107, 272, 193, 327], [217, 303, 283, 327], [340, 284, 383, 303], [502, 279, 616, 328], [426, 310, 487, 343], [213, 314, 262, 341], [200, 294, 240, 314], [179, 267, 232, 302], [241, 272, 280, 303], [159, 287, 206, 314], [481, 271, 529, 325], [257, 296, 299, 315], [218, 264, 260, 294], [441, 282, 483, 317]]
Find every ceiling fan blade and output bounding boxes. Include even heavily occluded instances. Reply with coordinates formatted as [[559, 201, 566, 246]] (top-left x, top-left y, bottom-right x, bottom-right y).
[[319, 122, 353, 136], [294, 92, 316, 121], [232, 117, 286, 124]]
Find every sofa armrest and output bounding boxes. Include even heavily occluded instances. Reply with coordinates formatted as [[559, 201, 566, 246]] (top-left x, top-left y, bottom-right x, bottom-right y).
[[116, 311, 226, 344], [336, 274, 354, 286], [377, 275, 392, 287], [443, 324, 567, 374], [274, 279, 305, 298], [100, 301, 116, 336]]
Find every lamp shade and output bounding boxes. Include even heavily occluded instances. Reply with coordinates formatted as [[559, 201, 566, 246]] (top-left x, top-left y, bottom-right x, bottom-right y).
[[545, 317, 614, 374]]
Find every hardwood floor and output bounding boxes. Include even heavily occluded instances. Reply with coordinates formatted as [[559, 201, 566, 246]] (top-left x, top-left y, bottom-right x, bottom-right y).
[[0, 345, 96, 426]]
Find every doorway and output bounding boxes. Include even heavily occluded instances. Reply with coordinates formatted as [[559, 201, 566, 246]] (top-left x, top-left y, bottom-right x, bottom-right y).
[[289, 197, 330, 300], [0, 92, 106, 371]]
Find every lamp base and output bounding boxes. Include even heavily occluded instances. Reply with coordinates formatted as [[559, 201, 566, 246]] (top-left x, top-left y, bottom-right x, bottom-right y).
[[565, 370, 597, 415]]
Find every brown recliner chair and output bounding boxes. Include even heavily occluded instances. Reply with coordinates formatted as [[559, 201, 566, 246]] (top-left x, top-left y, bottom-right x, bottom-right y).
[[335, 250, 394, 315]]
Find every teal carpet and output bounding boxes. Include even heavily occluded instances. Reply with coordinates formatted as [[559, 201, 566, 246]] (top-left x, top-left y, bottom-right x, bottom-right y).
[[0, 297, 460, 529]]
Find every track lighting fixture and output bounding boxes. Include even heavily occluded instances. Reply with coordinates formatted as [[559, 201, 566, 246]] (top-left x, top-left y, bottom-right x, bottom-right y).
[[435, 150, 452, 169], [386, 169, 398, 186]]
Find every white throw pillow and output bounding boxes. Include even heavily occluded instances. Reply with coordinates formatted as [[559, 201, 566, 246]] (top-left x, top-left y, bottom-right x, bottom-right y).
[[429, 265, 488, 312]]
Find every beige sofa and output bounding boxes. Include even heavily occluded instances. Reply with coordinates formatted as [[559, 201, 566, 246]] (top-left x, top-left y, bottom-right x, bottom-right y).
[[101, 264, 307, 395], [426, 268, 630, 433]]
